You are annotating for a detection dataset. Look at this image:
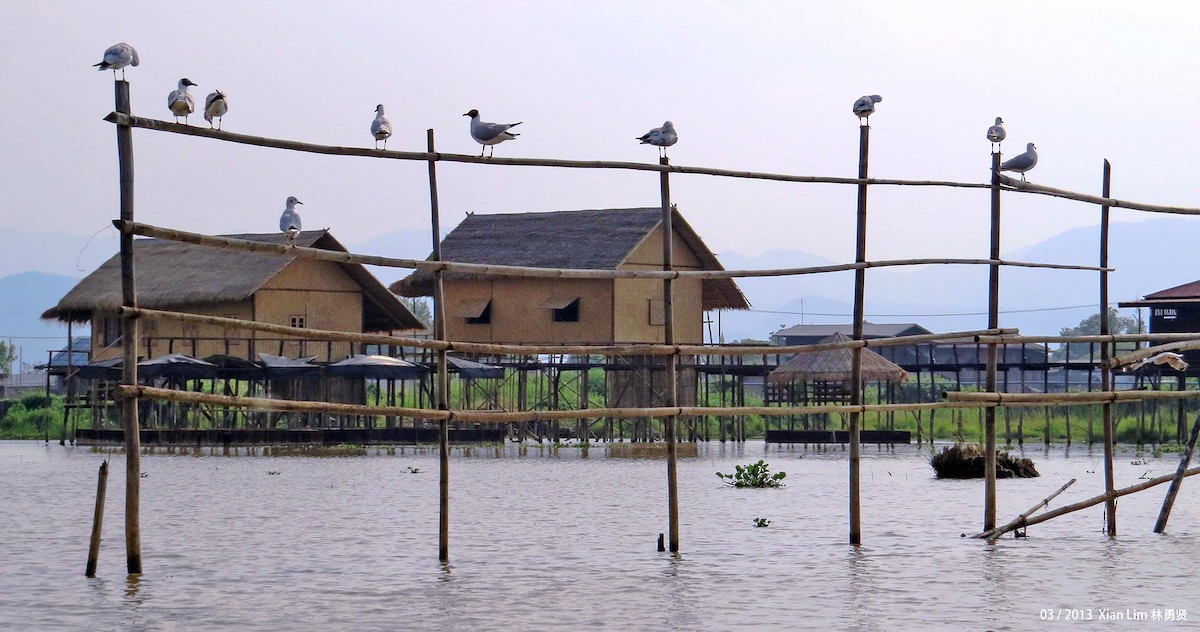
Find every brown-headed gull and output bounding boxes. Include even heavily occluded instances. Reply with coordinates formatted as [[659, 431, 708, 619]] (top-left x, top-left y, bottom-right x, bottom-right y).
[[371, 104, 393, 150], [637, 121, 677, 157], [852, 95, 882, 121], [167, 78, 197, 124], [203, 91, 227, 130], [464, 109, 521, 157], [279, 196, 303, 243], [1000, 143, 1037, 181], [95, 43, 139, 79]]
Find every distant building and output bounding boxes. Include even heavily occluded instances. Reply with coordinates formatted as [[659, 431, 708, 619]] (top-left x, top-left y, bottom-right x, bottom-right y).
[[42, 231, 423, 364], [770, 323, 932, 347], [1120, 279, 1200, 370]]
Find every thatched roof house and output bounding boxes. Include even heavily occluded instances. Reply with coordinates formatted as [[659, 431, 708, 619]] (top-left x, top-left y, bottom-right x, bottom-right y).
[[390, 207, 748, 345], [44, 230, 422, 362], [768, 332, 908, 384]]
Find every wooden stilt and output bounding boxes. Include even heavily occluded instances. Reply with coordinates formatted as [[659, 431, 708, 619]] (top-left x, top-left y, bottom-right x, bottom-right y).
[[85, 460, 109, 577], [984, 150, 1001, 532], [1099, 159, 1117, 536], [427, 129, 450, 562], [660, 156, 680, 554], [848, 122, 869, 546]]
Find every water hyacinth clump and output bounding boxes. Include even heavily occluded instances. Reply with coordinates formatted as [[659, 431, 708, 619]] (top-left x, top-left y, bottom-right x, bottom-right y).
[[716, 459, 787, 488]]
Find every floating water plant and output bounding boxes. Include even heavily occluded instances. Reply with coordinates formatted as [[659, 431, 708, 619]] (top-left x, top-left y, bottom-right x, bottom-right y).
[[716, 460, 786, 488], [753, 517, 771, 527]]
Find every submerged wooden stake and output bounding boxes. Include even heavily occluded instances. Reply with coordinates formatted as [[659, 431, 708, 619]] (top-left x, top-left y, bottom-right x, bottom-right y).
[[85, 460, 109, 577], [428, 129, 451, 563], [661, 156, 680, 554], [1153, 411, 1200, 533], [848, 122, 869, 546]]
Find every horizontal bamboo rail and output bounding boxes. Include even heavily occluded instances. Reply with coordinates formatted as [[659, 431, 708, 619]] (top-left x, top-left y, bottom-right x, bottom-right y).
[[976, 333, 1200, 345], [945, 389, 1200, 405], [119, 385, 449, 419], [1106, 339, 1200, 369], [998, 174, 1200, 217], [975, 466, 1200, 540], [103, 113, 1200, 217], [120, 307, 1017, 358], [118, 221, 1109, 278]]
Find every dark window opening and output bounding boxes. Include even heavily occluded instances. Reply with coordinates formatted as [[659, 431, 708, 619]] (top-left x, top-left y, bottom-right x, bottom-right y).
[[290, 316, 306, 329], [466, 301, 492, 324], [552, 299, 580, 323], [103, 317, 123, 346]]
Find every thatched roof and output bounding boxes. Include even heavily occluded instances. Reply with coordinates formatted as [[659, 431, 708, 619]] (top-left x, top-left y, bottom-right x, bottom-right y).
[[389, 207, 749, 311], [42, 230, 423, 332], [767, 332, 908, 384]]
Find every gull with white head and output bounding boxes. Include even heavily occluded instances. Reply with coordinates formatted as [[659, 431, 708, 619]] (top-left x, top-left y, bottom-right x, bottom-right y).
[[95, 43, 139, 79], [1124, 351, 1189, 373], [986, 117, 1006, 151], [168, 78, 197, 124], [852, 95, 882, 123], [280, 196, 303, 244], [999, 143, 1037, 181], [637, 121, 678, 158], [371, 104, 393, 150], [464, 109, 521, 157], [204, 90, 228, 130]]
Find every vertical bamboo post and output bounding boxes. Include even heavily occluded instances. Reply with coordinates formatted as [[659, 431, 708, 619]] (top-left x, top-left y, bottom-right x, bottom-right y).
[[85, 460, 109, 577], [1099, 159, 1117, 536], [1154, 411, 1200, 532], [848, 121, 869, 546], [660, 156, 680, 553], [115, 80, 143, 575], [427, 129, 450, 562], [983, 150, 1001, 532]]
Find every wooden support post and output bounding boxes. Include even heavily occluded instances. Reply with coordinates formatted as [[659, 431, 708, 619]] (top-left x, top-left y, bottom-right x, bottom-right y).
[[1153, 411, 1200, 533], [660, 156, 680, 554], [983, 149, 1001, 532], [848, 122, 869, 545], [1099, 159, 1117, 536], [85, 460, 109, 577], [428, 129, 451, 562], [115, 80, 143, 575]]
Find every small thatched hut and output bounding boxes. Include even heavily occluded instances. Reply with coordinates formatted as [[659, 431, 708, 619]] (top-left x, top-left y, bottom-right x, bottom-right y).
[[768, 332, 907, 402]]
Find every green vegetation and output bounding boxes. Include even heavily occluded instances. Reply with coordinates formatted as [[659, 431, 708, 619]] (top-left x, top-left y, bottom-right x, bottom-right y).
[[753, 517, 771, 527], [0, 393, 67, 439], [717, 459, 786, 488]]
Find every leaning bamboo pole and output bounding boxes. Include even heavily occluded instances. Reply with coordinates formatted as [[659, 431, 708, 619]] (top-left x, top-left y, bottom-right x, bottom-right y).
[[1153, 411, 1200, 533], [975, 477, 1077, 542], [114, 80, 143, 576], [118, 221, 1108, 278], [103, 112, 1200, 217], [1107, 339, 1200, 369]]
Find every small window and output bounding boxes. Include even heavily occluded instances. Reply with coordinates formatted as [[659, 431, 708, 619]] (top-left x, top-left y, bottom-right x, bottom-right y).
[[551, 299, 580, 323], [465, 301, 492, 325], [103, 317, 123, 346], [290, 315, 306, 329]]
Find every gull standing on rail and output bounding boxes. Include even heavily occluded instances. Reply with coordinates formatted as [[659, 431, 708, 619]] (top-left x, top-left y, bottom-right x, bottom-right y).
[[95, 43, 139, 79], [168, 78, 198, 124], [280, 196, 303, 244], [637, 121, 678, 158], [371, 104, 393, 150], [852, 95, 882, 123], [986, 117, 1006, 151], [999, 142, 1037, 181], [464, 109, 521, 157], [204, 90, 228, 130]]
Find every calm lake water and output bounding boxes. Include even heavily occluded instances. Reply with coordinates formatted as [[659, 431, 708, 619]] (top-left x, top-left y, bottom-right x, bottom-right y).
[[1, 439, 1197, 631]]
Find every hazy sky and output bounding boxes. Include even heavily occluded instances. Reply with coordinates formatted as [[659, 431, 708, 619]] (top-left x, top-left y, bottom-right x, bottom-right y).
[[4, 1, 1199, 273]]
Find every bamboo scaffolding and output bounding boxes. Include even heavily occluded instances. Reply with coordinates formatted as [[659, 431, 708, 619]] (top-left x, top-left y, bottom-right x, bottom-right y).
[[118, 307, 1018, 358], [976, 466, 1200, 541], [974, 477, 1076, 542], [118, 221, 1109, 278], [102, 112, 1200, 217]]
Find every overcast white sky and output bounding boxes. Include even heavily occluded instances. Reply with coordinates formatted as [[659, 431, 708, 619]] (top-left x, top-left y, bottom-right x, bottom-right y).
[[3, 1, 1199, 269]]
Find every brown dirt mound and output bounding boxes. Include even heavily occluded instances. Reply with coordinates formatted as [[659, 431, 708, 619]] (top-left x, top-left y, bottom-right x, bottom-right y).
[[930, 443, 1039, 479]]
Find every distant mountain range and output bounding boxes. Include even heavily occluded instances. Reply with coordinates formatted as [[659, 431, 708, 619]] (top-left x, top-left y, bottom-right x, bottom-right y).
[[3, 218, 1197, 371]]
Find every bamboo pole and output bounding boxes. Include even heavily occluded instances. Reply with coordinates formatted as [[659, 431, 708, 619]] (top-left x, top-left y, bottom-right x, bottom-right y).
[[975, 477, 1076, 542], [848, 121, 869, 546], [980, 466, 1200, 541], [114, 80, 143, 576], [103, 112, 1200, 216], [1153, 411, 1200, 533], [118, 221, 1108, 278], [1107, 338, 1200, 369], [979, 332, 1200, 346], [983, 150, 1001, 532], [1099, 160, 1117, 536], [428, 129, 451, 563], [946, 389, 1200, 404], [660, 157, 680, 554], [85, 460, 109, 577]]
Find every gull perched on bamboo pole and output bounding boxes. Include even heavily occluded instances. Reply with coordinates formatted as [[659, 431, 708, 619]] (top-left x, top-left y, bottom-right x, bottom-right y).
[[637, 121, 677, 158], [852, 95, 882, 124], [94, 43, 139, 79], [371, 104, 393, 150], [986, 117, 1006, 152], [1000, 142, 1038, 181], [464, 109, 521, 157], [203, 90, 228, 130], [167, 78, 198, 124], [1124, 351, 1189, 373], [279, 196, 303, 244]]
